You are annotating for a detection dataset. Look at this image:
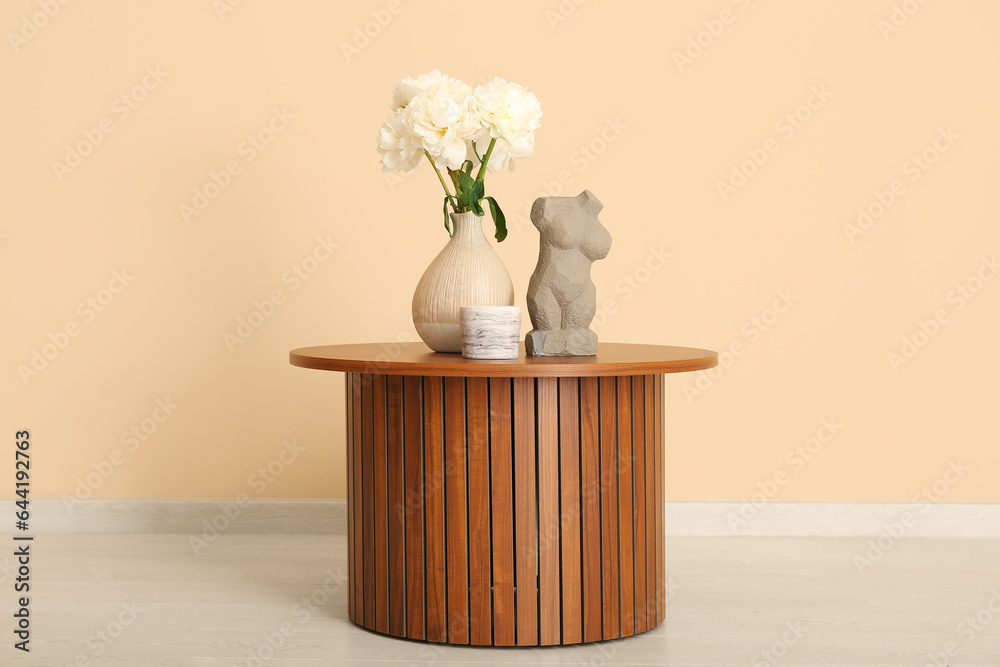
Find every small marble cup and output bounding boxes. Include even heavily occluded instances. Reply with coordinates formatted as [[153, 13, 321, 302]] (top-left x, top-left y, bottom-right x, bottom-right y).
[[460, 306, 522, 359]]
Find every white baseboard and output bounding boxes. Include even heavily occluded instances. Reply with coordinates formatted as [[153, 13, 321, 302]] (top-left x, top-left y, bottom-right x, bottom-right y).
[[14, 499, 1000, 537], [664, 501, 1000, 538], [25, 498, 346, 534]]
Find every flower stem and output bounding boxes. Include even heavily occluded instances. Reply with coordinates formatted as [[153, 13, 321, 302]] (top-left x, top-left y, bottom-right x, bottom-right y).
[[475, 138, 497, 181], [424, 150, 454, 200], [448, 169, 469, 212]]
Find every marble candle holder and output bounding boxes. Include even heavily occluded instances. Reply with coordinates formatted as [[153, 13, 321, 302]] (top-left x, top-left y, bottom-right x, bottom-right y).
[[460, 306, 521, 359]]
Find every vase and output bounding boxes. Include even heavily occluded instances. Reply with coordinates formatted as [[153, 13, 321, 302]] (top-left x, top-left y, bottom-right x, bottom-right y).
[[412, 211, 515, 353]]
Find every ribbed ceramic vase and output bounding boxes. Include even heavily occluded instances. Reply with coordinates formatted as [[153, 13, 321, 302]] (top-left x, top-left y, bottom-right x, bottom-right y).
[[412, 211, 515, 353]]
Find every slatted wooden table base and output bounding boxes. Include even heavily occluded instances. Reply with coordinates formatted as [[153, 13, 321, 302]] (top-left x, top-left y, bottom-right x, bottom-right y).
[[291, 343, 717, 646]]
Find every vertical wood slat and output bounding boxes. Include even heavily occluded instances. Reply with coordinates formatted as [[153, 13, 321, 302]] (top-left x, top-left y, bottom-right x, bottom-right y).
[[352, 373, 364, 625], [537, 377, 560, 646], [344, 371, 669, 646], [402, 376, 425, 640], [599, 376, 620, 639], [632, 375, 647, 634], [644, 375, 656, 625], [579, 376, 603, 643], [467, 378, 492, 645], [373, 374, 389, 634], [559, 377, 582, 645], [444, 377, 469, 644], [513, 377, 537, 646], [424, 377, 447, 643], [617, 376, 635, 637], [346, 374, 355, 621], [489, 378, 515, 646], [386, 375, 405, 637], [363, 374, 376, 629], [655, 374, 665, 625]]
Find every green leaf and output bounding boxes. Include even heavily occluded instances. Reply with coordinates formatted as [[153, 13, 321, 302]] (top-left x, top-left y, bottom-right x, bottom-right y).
[[469, 178, 485, 216], [462, 160, 474, 176], [456, 170, 475, 209], [442, 195, 452, 237], [485, 196, 507, 242]]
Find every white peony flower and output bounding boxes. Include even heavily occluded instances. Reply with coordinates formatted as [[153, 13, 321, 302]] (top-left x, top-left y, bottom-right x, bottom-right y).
[[377, 71, 541, 177], [404, 77, 481, 170], [376, 109, 423, 172], [473, 77, 542, 151], [391, 69, 449, 109], [469, 132, 535, 172]]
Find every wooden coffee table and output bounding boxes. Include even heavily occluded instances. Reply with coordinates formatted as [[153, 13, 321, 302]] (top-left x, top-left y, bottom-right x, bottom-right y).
[[289, 342, 717, 646]]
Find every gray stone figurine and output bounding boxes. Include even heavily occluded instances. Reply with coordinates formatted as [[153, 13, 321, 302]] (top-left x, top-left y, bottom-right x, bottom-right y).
[[525, 190, 612, 356]]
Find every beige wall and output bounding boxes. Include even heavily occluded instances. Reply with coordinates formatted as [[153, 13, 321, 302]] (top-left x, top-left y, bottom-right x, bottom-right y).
[[2, 0, 998, 503]]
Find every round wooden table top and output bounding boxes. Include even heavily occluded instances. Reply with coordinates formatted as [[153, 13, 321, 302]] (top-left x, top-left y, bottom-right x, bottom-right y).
[[289, 342, 718, 378]]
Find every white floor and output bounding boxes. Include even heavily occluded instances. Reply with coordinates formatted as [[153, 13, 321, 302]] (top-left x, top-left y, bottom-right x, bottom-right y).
[[5, 533, 999, 666]]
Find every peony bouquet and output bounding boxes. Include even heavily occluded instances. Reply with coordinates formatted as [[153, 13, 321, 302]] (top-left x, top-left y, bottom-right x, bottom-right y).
[[377, 71, 542, 242]]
